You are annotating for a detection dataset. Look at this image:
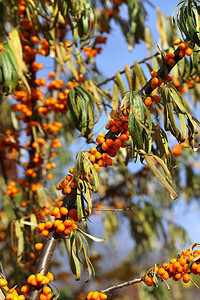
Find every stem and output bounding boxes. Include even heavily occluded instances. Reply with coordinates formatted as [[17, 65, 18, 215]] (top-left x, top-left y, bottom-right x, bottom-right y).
[[97, 48, 169, 87], [29, 189, 77, 300], [101, 277, 142, 293]]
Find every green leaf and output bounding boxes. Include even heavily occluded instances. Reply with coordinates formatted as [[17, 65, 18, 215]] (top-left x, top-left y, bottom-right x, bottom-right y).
[[67, 86, 99, 142], [134, 61, 146, 88], [115, 71, 126, 96], [78, 228, 104, 242], [15, 220, 24, 264], [142, 151, 178, 200], [127, 91, 145, 150]]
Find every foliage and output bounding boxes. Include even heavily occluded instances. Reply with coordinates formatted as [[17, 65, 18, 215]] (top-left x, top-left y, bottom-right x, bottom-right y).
[[0, 0, 200, 299]]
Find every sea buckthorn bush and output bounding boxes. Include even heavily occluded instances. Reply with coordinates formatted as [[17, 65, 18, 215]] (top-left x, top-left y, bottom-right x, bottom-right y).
[[0, 0, 200, 300]]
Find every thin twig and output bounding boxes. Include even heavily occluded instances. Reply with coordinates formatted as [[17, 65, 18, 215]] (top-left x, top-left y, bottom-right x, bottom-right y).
[[92, 207, 135, 212], [101, 277, 142, 294], [97, 50, 167, 87]]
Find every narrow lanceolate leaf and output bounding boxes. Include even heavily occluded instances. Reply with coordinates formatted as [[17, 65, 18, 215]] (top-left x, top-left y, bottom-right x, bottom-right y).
[[152, 155, 172, 183], [125, 64, 133, 90], [127, 91, 145, 150], [76, 189, 85, 222], [77, 228, 104, 242], [67, 86, 99, 141], [134, 61, 146, 88], [115, 71, 126, 96], [70, 236, 81, 280], [15, 220, 24, 264], [142, 151, 178, 199]]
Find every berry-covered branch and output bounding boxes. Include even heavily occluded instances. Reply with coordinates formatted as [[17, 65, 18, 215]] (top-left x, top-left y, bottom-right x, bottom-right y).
[[29, 39, 195, 299]]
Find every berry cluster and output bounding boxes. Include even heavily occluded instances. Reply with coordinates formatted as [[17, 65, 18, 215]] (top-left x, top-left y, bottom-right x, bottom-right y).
[[143, 247, 200, 287]]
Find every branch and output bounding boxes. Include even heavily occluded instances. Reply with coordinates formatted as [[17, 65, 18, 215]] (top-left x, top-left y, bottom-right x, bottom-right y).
[[30, 46, 183, 300], [83, 278, 142, 299], [97, 49, 169, 87], [101, 277, 142, 294], [29, 189, 77, 300]]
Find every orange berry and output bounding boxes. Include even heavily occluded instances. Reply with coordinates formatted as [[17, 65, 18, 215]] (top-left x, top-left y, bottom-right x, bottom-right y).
[[162, 263, 169, 270], [0, 278, 7, 286], [66, 174, 72, 181], [144, 97, 152, 106], [39, 293, 47, 300], [46, 272, 54, 282], [43, 286, 51, 295], [51, 207, 60, 216], [41, 229, 49, 237], [95, 151, 102, 160], [35, 243, 43, 251], [93, 163, 100, 171], [5, 295, 14, 300], [96, 136, 105, 144], [120, 134, 129, 141], [63, 227, 71, 236], [145, 275, 153, 286], [64, 219, 72, 227], [167, 58, 175, 66], [173, 39, 181, 45], [71, 223, 78, 231], [151, 71, 157, 77], [177, 266, 183, 273], [170, 258, 177, 264], [45, 221, 53, 229], [41, 276, 50, 285], [91, 291, 99, 299], [185, 47, 193, 56], [191, 262, 198, 273], [27, 274, 35, 284], [99, 292, 108, 300], [60, 207, 68, 215], [178, 256, 187, 266], [21, 201, 28, 207], [90, 147, 97, 154], [62, 186, 72, 194], [179, 42, 187, 50], [87, 292, 93, 300], [110, 125, 118, 133], [158, 268, 165, 276], [36, 273, 44, 283], [53, 220, 62, 227], [18, 295, 25, 299], [182, 273, 190, 283], [101, 142, 109, 151], [183, 263, 190, 273], [69, 168, 74, 174], [162, 271, 169, 280], [173, 261, 181, 269], [89, 154, 96, 162], [106, 139, 114, 147], [196, 264, 200, 274], [30, 277, 38, 286], [166, 52, 175, 59], [56, 223, 65, 233], [151, 77, 159, 86], [173, 272, 182, 281], [37, 223, 46, 233], [21, 285, 29, 294], [179, 49, 185, 58]]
